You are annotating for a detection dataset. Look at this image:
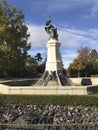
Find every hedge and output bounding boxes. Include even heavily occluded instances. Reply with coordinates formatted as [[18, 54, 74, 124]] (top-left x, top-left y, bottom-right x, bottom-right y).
[[0, 95, 98, 106]]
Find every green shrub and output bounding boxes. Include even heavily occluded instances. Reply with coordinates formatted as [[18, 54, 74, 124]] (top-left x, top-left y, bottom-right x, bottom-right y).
[[0, 95, 98, 106]]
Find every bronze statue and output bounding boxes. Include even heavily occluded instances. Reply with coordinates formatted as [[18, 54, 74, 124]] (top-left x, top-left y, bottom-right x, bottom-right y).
[[45, 19, 58, 40]]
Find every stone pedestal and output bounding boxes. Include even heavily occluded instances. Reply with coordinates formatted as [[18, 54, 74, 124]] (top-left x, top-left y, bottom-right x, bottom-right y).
[[46, 39, 63, 74]]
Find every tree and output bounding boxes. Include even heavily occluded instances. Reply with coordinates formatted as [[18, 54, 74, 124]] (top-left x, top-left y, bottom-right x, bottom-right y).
[[76, 47, 92, 76], [67, 47, 98, 77], [25, 56, 38, 77], [0, 0, 31, 77], [34, 53, 45, 74], [77, 46, 91, 62], [67, 58, 86, 77], [67, 63, 78, 77], [35, 53, 43, 63], [90, 49, 98, 62], [89, 49, 98, 75], [72, 58, 85, 77]]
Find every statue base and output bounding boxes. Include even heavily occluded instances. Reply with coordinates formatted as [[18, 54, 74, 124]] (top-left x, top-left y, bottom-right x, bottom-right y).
[[45, 39, 63, 74]]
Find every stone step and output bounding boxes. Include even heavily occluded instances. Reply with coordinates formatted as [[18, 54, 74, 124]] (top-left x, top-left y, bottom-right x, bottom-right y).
[[47, 80, 59, 86]]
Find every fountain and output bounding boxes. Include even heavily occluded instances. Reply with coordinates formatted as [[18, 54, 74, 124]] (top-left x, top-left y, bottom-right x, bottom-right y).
[[34, 19, 72, 87], [0, 19, 98, 95]]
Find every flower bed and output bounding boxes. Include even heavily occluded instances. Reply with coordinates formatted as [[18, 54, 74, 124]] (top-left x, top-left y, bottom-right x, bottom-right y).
[[0, 103, 98, 125]]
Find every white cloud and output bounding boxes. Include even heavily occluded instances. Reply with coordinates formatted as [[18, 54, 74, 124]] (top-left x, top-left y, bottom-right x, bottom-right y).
[[28, 48, 46, 56], [59, 29, 82, 47], [27, 24, 48, 47], [88, 29, 98, 38], [58, 27, 98, 47]]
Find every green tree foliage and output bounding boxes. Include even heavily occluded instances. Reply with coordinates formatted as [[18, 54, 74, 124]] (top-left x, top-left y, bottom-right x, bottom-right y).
[[67, 47, 98, 77], [0, 0, 31, 77], [35, 53, 43, 63], [90, 49, 98, 75], [37, 62, 45, 74], [34, 53, 45, 74], [26, 56, 38, 77], [72, 58, 85, 77], [90, 49, 98, 62]]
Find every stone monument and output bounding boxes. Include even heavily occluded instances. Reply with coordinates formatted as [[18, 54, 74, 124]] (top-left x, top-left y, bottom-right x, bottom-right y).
[[45, 19, 63, 74], [0, 19, 93, 95]]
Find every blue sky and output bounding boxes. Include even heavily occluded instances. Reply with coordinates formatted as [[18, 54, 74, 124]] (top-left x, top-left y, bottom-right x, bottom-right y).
[[5, 0, 98, 68]]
